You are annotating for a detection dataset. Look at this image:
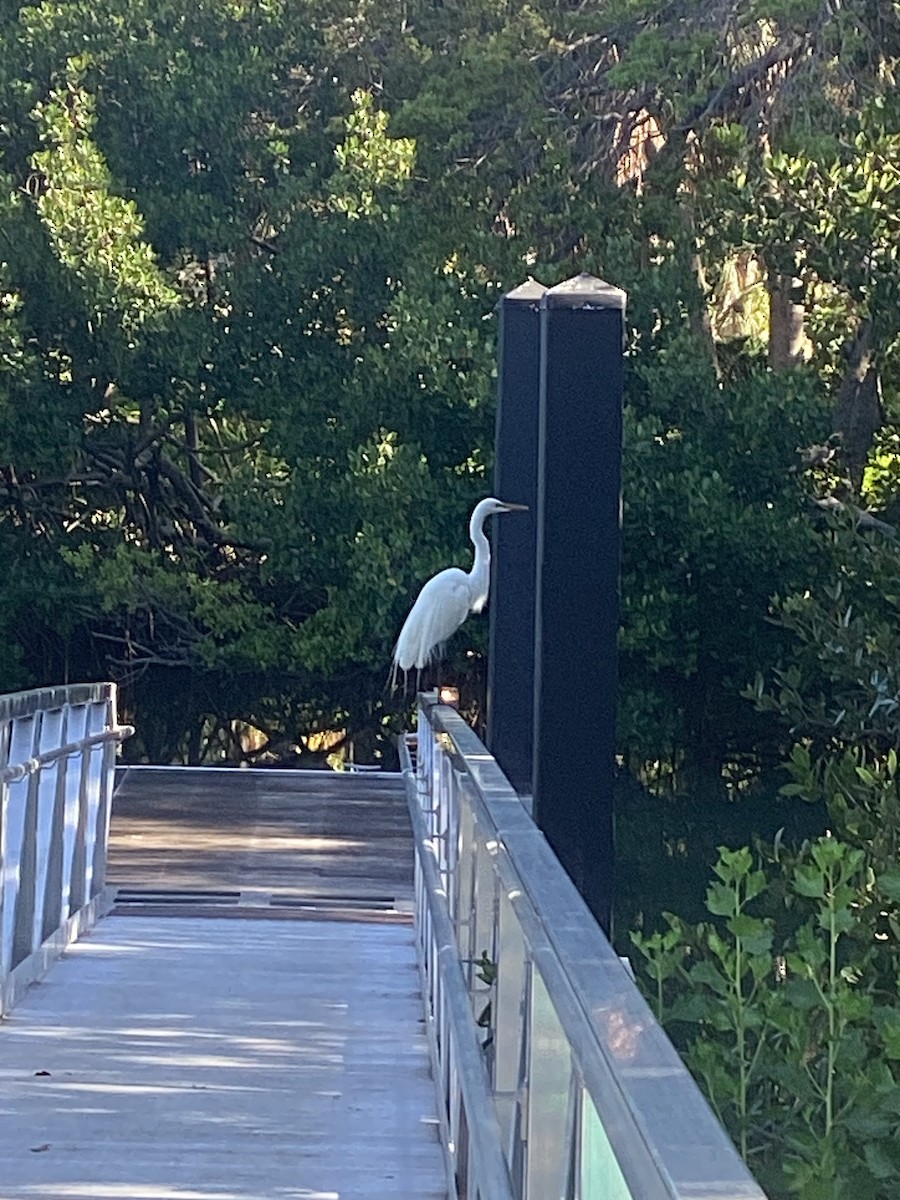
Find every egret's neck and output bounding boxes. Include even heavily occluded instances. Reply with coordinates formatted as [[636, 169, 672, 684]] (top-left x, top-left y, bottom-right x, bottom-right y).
[[468, 509, 491, 606]]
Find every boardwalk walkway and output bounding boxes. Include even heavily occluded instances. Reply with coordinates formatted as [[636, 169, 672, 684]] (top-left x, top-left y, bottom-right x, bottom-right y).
[[0, 768, 447, 1200]]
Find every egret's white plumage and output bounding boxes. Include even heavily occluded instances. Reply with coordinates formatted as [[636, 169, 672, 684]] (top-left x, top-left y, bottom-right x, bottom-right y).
[[391, 496, 527, 688]]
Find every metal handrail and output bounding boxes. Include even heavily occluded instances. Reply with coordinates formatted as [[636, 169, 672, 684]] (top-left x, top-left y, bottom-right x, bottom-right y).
[[407, 692, 769, 1200], [0, 682, 131, 1015], [1, 725, 134, 783]]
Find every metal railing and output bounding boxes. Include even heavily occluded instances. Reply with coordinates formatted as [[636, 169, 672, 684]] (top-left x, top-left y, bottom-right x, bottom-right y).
[[401, 693, 768, 1200], [0, 683, 132, 1015]]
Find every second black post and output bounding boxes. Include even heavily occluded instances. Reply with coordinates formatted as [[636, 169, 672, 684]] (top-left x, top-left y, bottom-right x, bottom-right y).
[[532, 273, 625, 936]]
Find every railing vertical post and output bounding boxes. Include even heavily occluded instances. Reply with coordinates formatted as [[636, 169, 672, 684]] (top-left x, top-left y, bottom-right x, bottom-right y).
[[91, 689, 119, 896], [68, 711, 94, 915], [11, 713, 42, 968], [0, 715, 28, 982], [487, 279, 546, 796], [42, 711, 69, 942], [33, 705, 66, 948], [0, 711, 9, 957], [532, 273, 625, 936]]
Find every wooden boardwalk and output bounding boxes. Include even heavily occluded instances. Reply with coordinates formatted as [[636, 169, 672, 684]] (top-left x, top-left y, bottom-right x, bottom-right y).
[[0, 767, 447, 1200], [109, 766, 415, 915]]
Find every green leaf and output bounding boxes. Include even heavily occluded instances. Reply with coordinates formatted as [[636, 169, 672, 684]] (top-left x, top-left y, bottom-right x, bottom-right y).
[[864, 1141, 898, 1181], [705, 881, 736, 917], [793, 866, 826, 898], [727, 913, 773, 955], [879, 1021, 900, 1060], [782, 977, 821, 1010], [877, 868, 900, 903], [688, 961, 730, 996]]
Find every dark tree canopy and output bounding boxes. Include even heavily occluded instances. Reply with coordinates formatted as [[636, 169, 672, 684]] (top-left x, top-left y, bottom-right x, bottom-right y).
[[0, 0, 896, 768]]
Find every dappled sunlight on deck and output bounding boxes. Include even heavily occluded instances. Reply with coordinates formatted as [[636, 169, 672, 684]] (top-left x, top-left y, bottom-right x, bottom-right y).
[[0, 768, 446, 1200], [108, 768, 413, 906], [0, 917, 446, 1199]]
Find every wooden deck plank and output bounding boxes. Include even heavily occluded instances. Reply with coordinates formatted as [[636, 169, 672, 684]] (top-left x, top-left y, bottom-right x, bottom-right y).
[[0, 916, 447, 1199], [109, 767, 414, 907]]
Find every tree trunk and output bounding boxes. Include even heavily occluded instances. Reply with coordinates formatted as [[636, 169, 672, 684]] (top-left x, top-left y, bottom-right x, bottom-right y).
[[832, 319, 883, 490], [767, 273, 806, 370], [679, 202, 721, 380], [184, 409, 203, 490]]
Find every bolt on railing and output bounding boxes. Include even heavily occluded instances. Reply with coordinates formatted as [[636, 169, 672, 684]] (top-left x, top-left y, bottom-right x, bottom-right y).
[[401, 692, 769, 1200], [0, 682, 133, 1015]]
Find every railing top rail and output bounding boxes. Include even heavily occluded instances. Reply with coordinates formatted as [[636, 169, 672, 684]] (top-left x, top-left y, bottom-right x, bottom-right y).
[[0, 682, 115, 723], [418, 693, 767, 1200], [0, 724, 134, 784]]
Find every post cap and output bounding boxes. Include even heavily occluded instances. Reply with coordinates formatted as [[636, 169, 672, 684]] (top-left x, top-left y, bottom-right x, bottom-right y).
[[502, 277, 548, 303], [542, 272, 627, 311]]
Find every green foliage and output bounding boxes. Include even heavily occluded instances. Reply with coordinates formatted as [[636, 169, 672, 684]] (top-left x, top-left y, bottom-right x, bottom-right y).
[[634, 512, 900, 1195], [0, 0, 896, 776], [754, 524, 900, 761], [620, 363, 829, 767], [330, 89, 415, 218], [863, 430, 900, 516], [766, 95, 900, 369], [31, 72, 180, 332], [633, 836, 900, 1198]]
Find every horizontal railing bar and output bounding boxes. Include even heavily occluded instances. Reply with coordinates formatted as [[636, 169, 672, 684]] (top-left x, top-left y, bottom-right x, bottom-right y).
[[1, 725, 134, 783], [400, 752, 517, 1200]]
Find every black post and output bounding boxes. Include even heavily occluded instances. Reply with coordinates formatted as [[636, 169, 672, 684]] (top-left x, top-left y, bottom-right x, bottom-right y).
[[487, 279, 546, 795], [532, 273, 625, 936]]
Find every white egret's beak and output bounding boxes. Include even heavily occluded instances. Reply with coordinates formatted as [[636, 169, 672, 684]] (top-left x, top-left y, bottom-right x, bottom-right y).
[[498, 502, 529, 512]]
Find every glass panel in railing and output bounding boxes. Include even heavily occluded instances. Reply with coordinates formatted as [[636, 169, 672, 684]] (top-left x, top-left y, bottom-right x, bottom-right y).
[[579, 1090, 634, 1200], [80, 707, 107, 898], [455, 794, 476, 955], [525, 967, 572, 1200], [437, 753, 454, 880], [470, 835, 497, 1014], [494, 886, 527, 1165]]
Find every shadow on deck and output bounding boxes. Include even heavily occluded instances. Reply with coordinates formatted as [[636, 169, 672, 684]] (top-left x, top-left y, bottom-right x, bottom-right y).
[[0, 767, 447, 1200], [110, 766, 415, 918]]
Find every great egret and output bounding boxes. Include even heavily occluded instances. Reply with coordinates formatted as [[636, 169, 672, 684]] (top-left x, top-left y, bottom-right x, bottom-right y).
[[391, 496, 528, 688]]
